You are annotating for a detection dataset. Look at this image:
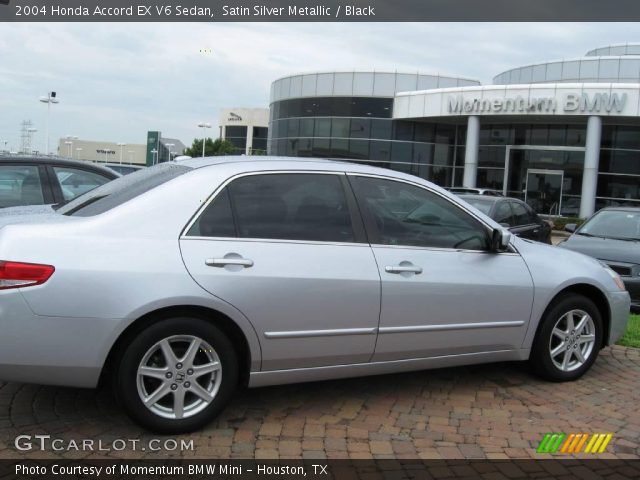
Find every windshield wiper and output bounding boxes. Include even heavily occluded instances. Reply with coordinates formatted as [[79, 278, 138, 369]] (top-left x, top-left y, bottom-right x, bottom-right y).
[[575, 232, 600, 238], [606, 236, 640, 242]]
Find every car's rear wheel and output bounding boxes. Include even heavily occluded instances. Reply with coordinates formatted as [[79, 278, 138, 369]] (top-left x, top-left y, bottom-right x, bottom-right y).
[[115, 317, 237, 433], [530, 294, 602, 381]]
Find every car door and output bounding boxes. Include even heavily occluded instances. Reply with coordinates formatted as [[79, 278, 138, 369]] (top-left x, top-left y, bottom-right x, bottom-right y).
[[509, 200, 543, 241], [349, 174, 534, 362], [180, 172, 381, 371]]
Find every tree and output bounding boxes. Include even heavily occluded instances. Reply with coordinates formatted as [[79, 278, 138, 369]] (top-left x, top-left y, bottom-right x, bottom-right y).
[[184, 138, 238, 157]]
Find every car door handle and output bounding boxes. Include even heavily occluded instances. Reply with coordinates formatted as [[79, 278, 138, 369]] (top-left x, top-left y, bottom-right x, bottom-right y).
[[205, 258, 254, 268], [385, 265, 423, 274]]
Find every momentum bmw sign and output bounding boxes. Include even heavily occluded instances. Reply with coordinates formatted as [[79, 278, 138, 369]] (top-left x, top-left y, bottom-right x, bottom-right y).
[[448, 92, 627, 114], [393, 84, 640, 119]]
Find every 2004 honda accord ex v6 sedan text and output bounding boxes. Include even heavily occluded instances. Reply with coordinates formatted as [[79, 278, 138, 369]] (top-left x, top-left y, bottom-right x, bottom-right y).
[[0, 157, 630, 433]]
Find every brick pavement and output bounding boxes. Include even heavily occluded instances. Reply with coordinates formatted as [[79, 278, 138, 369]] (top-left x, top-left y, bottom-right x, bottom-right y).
[[0, 345, 637, 460]]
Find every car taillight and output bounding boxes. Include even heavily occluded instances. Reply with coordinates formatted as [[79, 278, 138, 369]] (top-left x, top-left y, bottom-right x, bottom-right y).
[[0, 261, 55, 290]]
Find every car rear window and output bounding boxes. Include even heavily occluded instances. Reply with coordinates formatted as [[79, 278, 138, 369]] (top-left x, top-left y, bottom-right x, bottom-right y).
[[58, 163, 192, 217], [460, 197, 493, 215]]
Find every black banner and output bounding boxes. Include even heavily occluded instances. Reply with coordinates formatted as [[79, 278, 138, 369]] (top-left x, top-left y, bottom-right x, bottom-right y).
[[1, 460, 640, 480], [3, 0, 640, 22]]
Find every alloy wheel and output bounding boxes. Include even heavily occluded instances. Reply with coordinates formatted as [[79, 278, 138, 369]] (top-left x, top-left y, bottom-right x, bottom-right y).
[[136, 335, 222, 419], [548, 309, 596, 372]]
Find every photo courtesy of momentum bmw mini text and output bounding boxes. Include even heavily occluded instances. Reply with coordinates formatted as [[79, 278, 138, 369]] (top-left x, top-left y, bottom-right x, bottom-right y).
[[0, 1, 639, 479]]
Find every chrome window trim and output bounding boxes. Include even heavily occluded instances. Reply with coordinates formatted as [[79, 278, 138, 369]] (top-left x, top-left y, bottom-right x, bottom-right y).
[[369, 243, 519, 256], [181, 236, 372, 248]]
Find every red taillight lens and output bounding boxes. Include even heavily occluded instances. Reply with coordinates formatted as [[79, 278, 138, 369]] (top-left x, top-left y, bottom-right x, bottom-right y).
[[0, 261, 55, 290]]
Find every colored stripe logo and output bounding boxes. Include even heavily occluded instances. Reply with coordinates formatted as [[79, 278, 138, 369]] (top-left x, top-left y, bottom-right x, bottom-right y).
[[537, 433, 613, 454]]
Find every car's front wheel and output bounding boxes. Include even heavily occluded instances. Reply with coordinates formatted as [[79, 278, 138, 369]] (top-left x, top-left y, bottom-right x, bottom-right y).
[[115, 317, 238, 433], [530, 294, 603, 381]]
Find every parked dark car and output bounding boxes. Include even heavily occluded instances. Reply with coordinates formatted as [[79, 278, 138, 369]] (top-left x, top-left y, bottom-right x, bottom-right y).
[[458, 194, 552, 243], [559, 207, 640, 312], [0, 155, 119, 209], [101, 163, 145, 176], [447, 187, 503, 196]]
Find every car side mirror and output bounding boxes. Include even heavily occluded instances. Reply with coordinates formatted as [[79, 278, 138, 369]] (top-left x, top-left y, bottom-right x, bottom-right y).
[[491, 228, 512, 252], [564, 223, 577, 233]]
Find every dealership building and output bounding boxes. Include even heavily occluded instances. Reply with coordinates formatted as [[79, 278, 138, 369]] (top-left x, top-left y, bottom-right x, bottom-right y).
[[268, 44, 640, 217], [219, 108, 269, 155]]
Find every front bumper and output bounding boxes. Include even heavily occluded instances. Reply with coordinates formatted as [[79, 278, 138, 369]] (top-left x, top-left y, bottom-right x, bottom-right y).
[[607, 290, 631, 345], [621, 276, 640, 312]]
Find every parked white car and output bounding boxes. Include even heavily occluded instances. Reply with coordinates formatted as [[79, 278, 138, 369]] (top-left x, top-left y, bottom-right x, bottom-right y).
[[0, 157, 630, 432]]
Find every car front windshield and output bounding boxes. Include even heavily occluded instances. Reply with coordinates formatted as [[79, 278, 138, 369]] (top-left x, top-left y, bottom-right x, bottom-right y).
[[578, 210, 640, 240], [57, 163, 192, 217]]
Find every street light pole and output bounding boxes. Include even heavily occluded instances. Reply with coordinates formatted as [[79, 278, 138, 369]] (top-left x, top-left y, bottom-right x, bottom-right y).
[[76, 147, 83, 159], [117, 143, 126, 164], [197, 122, 211, 158], [39, 92, 59, 155], [151, 149, 158, 165]]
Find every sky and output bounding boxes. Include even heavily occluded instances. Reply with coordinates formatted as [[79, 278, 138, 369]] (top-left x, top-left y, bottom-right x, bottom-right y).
[[2, 22, 640, 153]]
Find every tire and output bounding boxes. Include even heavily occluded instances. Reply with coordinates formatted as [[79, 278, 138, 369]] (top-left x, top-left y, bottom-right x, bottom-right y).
[[115, 317, 238, 433], [530, 294, 603, 382]]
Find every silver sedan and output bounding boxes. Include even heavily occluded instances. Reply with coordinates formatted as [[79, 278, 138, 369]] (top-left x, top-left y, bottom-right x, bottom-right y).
[[0, 157, 630, 432]]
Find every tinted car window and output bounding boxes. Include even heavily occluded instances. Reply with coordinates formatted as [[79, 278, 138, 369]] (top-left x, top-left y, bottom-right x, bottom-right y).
[[186, 187, 236, 238], [61, 163, 191, 216], [460, 197, 493, 215], [224, 173, 355, 243], [353, 176, 489, 250], [494, 201, 514, 225], [511, 201, 536, 225], [0, 165, 44, 207], [53, 166, 111, 201]]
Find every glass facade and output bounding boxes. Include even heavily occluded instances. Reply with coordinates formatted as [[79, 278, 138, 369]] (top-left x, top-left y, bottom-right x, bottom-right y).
[[252, 127, 268, 153], [269, 101, 640, 214], [269, 64, 640, 216], [494, 45, 640, 85], [269, 96, 463, 188], [225, 126, 248, 154]]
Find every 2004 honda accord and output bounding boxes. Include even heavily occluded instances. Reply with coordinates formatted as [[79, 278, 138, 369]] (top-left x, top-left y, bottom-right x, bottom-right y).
[[0, 157, 630, 432]]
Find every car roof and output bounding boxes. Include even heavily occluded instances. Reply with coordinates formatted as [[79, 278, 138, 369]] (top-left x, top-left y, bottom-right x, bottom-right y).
[[457, 194, 501, 202], [101, 163, 144, 168], [0, 155, 120, 177], [178, 155, 426, 182], [179, 155, 339, 169]]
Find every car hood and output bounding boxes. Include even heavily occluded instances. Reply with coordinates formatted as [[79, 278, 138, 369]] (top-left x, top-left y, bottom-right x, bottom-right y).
[[558, 234, 640, 264]]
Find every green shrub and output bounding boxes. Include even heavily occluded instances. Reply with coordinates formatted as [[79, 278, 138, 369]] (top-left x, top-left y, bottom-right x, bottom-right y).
[[550, 217, 585, 231]]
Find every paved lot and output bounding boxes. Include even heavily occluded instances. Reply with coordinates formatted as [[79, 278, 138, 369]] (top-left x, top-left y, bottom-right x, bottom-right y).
[[0, 346, 638, 460]]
